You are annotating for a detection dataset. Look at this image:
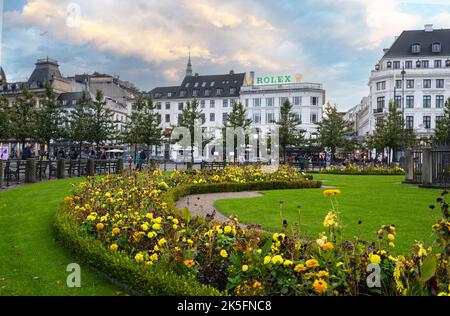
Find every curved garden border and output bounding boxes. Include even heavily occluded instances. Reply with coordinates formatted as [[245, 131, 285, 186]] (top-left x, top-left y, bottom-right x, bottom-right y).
[[54, 179, 322, 296]]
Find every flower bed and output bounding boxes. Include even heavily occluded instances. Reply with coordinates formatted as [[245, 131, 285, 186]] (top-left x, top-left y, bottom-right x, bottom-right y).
[[318, 164, 405, 175], [55, 166, 449, 296]]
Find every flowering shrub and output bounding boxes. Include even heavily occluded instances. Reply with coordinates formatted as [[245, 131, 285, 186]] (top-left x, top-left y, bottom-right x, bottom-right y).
[[56, 167, 449, 296], [321, 164, 405, 175]]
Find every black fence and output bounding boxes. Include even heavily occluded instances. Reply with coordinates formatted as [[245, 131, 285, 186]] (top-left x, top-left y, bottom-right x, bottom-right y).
[[405, 147, 450, 188], [0, 159, 123, 190]]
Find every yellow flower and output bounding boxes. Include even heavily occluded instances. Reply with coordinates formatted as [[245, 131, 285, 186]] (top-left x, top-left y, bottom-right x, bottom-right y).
[[389, 242, 396, 248], [96, 223, 105, 231], [150, 253, 159, 262], [112, 227, 121, 236], [323, 212, 337, 228], [272, 255, 284, 265], [187, 239, 194, 245], [388, 234, 395, 241], [147, 232, 157, 239], [135, 252, 144, 263], [220, 250, 228, 258], [224, 226, 233, 234], [294, 264, 307, 272], [141, 224, 149, 231], [283, 260, 294, 267], [105, 192, 111, 198], [323, 189, 341, 197], [172, 218, 179, 225], [253, 281, 263, 289], [110, 244, 118, 252], [242, 265, 249, 272], [322, 242, 334, 251], [173, 224, 178, 230], [152, 223, 161, 231], [306, 259, 320, 269], [184, 259, 196, 268], [263, 256, 272, 265], [369, 254, 381, 264], [158, 238, 167, 247], [313, 279, 328, 294], [317, 271, 330, 278], [336, 262, 344, 268]]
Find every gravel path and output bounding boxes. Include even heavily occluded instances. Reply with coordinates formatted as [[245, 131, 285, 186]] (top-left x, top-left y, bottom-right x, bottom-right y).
[[176, 191, 262, 225]]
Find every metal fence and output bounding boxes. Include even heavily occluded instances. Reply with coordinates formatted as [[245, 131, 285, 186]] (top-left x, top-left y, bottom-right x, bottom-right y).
[[405, 147, 450, 188], [430, 147, 450, 188]]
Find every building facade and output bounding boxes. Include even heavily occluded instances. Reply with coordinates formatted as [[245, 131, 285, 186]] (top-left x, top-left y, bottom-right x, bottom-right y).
[[344, 97, 371, 136], [368, 24, 450, 137], [149, 59, 325, 161]]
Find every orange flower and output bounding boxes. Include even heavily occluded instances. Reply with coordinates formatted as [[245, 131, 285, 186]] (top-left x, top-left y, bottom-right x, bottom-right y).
[[184, 259, 196, 268], [96, 223, 105, 231]]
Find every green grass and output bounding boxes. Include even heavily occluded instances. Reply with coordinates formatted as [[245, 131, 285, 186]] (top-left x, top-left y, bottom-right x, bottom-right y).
[[215, 174, 443, 255], [0, 179, 122, 296]]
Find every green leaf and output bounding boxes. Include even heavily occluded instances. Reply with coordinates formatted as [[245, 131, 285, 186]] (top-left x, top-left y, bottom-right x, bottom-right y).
[[419, 256, 437, 286], [261, 238, 273, 257], [181, 207, 191, 223]]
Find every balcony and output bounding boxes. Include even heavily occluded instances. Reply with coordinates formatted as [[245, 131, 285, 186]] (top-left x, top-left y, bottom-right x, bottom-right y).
[[373, 108, 384, 115]]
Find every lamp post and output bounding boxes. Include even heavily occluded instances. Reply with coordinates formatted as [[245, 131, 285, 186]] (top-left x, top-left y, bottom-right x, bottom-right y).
[[401, 67, 406, 153]]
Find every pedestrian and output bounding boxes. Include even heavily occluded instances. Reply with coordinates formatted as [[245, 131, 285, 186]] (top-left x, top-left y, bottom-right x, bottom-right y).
[[136, 151, 142, 171]]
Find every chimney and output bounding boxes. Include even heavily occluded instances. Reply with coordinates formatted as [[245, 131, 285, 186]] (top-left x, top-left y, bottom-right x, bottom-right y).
[[425, 24, 433, 32]]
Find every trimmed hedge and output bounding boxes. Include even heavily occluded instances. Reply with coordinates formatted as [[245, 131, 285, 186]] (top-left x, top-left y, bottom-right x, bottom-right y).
[[54, 178, 321, 296], [310, 169, 405, 176]]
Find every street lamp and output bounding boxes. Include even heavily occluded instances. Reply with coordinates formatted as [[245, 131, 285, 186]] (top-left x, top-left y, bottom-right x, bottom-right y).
[[401, 67, 406, 153]]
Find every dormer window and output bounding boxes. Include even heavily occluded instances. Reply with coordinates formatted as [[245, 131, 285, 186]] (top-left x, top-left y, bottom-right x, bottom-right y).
[[192, 89, 199, 97], [387, 61, 392, 68], [230, 87, 237, 95], [412, 43, 421, 54], [432, 42, 441, 53], [179, 90, 186, 98]]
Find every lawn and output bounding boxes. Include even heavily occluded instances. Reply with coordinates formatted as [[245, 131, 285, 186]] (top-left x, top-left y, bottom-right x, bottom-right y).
[[0, 179, 122, 296], [215, 174, 443, 254]]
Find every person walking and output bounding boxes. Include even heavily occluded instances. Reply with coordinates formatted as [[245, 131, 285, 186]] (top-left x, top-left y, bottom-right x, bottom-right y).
[[136, 150, 142, 171]]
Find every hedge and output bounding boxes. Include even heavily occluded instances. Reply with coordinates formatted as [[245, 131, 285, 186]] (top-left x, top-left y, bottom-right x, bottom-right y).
[[54, 178, 321, 296]]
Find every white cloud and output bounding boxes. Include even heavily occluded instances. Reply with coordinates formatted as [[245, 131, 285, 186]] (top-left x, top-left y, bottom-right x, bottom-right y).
[[163, 68, 181, 81]]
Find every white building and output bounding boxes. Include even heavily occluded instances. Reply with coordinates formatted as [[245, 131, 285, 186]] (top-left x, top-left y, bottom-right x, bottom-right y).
[[344, 97, 371, 136], [368, 24, 450, 137], [149, 58, 325, 161]]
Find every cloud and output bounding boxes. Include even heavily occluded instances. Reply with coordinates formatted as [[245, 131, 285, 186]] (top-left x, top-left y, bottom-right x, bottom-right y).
[[163, 68, 181, 81]]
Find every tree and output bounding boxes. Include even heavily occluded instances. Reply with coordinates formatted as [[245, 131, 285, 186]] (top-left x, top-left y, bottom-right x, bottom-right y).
[[368, 118, 387, 160], [68, 91, 92, 155], [88, 90, 116, 150], [10, 86, 37, 153], [384, 101, 403, 162], [177, 99, 204, 168], [136, 96, 164, 160], [35, 84, 66, 159], [316, 103, 354, 161], [0, 95, 11, 141], [121, 101, 143, 162], [432, 98, 450, 146], [225, 101, 252, 162], [275, 99, 306, 162]]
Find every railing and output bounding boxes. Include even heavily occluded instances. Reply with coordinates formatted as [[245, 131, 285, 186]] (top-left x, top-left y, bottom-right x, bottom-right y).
[[431, 147, 450, 188], [405, 147, 450, 188]]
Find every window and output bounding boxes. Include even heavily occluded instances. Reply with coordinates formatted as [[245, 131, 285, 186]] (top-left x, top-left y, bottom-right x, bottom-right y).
[[216, 88, 223, 96], [406, 80, 414, 89], [435, 60, 442, 68], [423, 116, 431, 129], [405, 61, 413, 69], [376, 81, 385, 91], [395, 96, 402, 109], [294, 113, 301, 122], [387, 61, 392, 68], [406, 116, 414, 129], [178, 114, 183, 125], [422, 60, 429, 68], [202, 82, 207, 88], [165, 114, 171, 123], [210, 100, 215, 108], [200, 100, 206, 109], [72, 100, 77, 106], [210, 82, 215, 87], [62, 100, 68, 106], [253, 98, 261, 107], [311, 97, 319, 106], [406, 96, 414, 108], [412, 43, 421, 54], [266, 98, 274, 107], [253, 113, 261, 124], [223, 99, 229, 108], [168, 92, 173, 97], [230, 88, 237, 95], [266, 113, 274, 124], [423, 79, 431, 89], [393, 61, 401, 69], [210, 113, 215, 122], [194, 82, 199, 88], [178, 103, 184, 111], [156, 102, 162, 110], [423, 96, 431, 108], [432, 42, 441, 53], [200, 114, 206, 124], [245, 99, 249, 108], [185, 83, 190, 88], [293, 96, 301, 106], [165, 102, 171, 110], [192, 89, 199, 97], [436, 95, 444, 108], [222, 113, 229, 124], [377, 97, 385, 109], [311, 113, 318, 124], [395, 80, 402, 89], [204, 89, 210, 97], [436, 79, 445, 89]]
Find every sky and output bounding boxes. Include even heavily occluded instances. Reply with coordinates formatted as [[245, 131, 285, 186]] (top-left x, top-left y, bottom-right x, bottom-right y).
[[1, 0, 450, 111]]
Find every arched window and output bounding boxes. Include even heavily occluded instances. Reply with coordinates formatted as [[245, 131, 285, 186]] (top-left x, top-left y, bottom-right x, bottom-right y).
[[432, 42, 441, 53], [411, 43, 421, 54]]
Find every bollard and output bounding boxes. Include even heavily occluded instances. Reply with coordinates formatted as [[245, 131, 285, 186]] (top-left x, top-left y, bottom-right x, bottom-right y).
[[116, 159, 124, 174], [57, 159, 66, 179], [26, 159, 37, 183], [87, 159, 95, 176]]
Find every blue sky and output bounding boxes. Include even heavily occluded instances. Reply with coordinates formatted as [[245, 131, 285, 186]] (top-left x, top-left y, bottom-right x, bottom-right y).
[[1, 0, 450, 110]]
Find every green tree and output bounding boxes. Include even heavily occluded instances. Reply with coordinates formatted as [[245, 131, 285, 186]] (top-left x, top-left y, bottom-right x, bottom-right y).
[[275, 99, 306, 162], [225, 101, 252, 162], [88, 90, 116, 150], [432, 98, 450, 146], [0, 95, 11, 141], [121, 101, 143, 162], [35, 84, 66, 159], [316, 103, 354, 161], [68, 91, 92, 155], [368, 118, 387, 160], [10, 86, 37, 153], [136, 96, 164, 160], [177, 99, 204, 168]]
